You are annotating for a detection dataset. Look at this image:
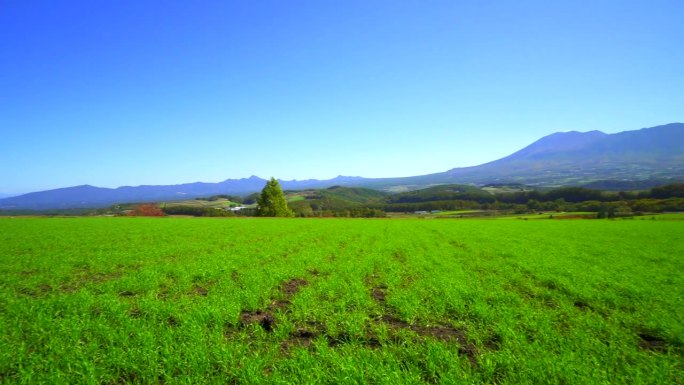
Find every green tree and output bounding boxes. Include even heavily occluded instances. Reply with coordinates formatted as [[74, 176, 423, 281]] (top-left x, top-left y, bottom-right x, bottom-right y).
[[257, 178, 294, 217]]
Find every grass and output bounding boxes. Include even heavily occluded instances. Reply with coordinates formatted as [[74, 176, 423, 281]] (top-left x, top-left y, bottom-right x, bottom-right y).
[[1, 217, 682, 384], [163, 198, 242, 208]]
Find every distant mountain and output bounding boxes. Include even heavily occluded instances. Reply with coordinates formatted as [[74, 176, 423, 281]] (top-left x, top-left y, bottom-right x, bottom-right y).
[[1, 123, 682, 210], [0, 175, 368, 210], [355, 122, 684, 188], [445, 122, 684, 184]]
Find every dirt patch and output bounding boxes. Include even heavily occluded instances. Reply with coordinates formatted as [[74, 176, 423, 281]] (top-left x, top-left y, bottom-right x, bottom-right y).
[[269, 299, 292, 311], [484, 334, 503, 351], [166, 316, 179, 327], [539, 279, 572, 297], [638, 333, 668, 352], [157, 285, 170, 300], [456, 344, 479, 366], [371, 286, 387, 304], [235, 277, 309, 334], [193, 285, 208, 296], [239, 310, 274, 332], [280, 278, 308, 297], [282, 329, 319, 350], [413, 324, 468, 343], [573, 300, 593, 312], [129, 308, 142, 318], [379, 314, 410, 329], [367, 279, 479, 365], [393, 251, 407, 264], [325, 332, 382, 349], [307, 268, 329, 277], [377, 315, 478, 365], [400, 275, 417, 288], [280, 321, 328, 352]]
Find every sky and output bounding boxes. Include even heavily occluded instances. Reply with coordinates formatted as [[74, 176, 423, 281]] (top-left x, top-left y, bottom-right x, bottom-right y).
[[1, 1, 682, 195]]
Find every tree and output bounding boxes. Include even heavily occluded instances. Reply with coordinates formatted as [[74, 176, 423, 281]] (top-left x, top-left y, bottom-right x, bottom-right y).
[[128, 204, 165, 217], [257, 178, 294, 217]]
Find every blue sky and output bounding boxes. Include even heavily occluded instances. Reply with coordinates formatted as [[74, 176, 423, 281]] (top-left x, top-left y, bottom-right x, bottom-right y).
[[1, 1, 682, 194]]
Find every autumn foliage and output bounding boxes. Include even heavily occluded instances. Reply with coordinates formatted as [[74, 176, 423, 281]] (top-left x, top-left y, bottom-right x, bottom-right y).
[[128, 204, 165, 217]]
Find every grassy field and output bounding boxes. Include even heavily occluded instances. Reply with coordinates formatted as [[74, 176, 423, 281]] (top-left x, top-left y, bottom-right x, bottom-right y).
[[162, 198, 244, 209], [1, 217, 682, 384]]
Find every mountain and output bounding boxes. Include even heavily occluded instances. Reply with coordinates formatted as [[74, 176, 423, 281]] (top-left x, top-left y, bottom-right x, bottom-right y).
[[0, 175, 369, 210], [354, 122, 684, 188], [1, 123, 682, 210], [444, 122, 684, 184]]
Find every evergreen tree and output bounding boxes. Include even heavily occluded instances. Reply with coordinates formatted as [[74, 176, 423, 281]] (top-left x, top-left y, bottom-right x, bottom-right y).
[[257, 178, 294, 217]]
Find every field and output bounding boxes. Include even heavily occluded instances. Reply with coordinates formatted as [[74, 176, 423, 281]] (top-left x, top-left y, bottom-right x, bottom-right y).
[[1, 217, 683, 384]]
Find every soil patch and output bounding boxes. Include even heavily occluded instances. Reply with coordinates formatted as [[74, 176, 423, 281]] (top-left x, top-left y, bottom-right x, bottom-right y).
[[371, 287, 387, 304], [157, 285, 170, 300], [282, 329, 319, 350], [280, 278, 308, 297], [166, 316, 179, 327], [239, 310, 274, 332], [237, 277, 309, 333], [484, 334, 503, 351], [393, 251, 407, 264], [193, 285, 208, 296], [573, 300, 593, 311], [638, 333, 668, 352], [380, 314, 410, 329], [369, 286, 479, 365], [326, 332, 382, 349]]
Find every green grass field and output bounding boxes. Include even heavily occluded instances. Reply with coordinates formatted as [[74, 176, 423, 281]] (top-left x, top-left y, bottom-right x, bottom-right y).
[[1, 217, 682, 384], [163, 198, 243, 209]]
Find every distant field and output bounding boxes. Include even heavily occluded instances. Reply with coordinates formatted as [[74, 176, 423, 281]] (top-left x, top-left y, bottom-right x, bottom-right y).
[[1, 218, 682, 384], [163, 198, 242, 208]]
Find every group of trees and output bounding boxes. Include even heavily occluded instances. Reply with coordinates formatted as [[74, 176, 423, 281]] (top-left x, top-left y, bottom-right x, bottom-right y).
[[128, 204, 165, 217], [161, 206, 233, 217], [101, 181, 684, 219]]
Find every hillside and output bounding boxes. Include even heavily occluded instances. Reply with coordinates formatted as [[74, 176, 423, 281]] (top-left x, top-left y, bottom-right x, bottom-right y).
[[441, 122, 684, 185]]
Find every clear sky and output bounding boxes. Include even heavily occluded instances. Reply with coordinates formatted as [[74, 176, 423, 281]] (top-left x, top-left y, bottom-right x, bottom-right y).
[[1, 1, 682, 194]]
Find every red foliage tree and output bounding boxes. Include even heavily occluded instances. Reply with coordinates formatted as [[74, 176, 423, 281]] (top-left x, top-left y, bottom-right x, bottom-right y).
[[128, 204, 165, 217]]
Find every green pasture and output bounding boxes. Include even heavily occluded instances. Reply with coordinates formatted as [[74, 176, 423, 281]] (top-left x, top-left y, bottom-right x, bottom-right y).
[[0, 217, 682, 384], [163, 198, 243, 209]]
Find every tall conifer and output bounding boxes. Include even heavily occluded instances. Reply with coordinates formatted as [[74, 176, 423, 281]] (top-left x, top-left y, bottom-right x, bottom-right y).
[[256, 178, 294, 217]]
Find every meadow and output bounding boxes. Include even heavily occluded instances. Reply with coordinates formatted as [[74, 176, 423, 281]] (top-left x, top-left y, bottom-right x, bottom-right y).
[[0, 217, 682, 384]]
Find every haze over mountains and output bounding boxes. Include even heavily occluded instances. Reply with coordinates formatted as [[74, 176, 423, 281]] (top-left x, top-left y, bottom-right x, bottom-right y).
[[2, 123, 682, 210]]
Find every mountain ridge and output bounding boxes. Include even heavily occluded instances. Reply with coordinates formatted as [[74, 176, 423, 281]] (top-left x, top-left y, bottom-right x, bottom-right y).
[[2, 123, 682, 210]]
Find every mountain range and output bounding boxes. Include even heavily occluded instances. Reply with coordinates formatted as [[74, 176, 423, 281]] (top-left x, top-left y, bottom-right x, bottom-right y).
[[2, 123, 682, 210]]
